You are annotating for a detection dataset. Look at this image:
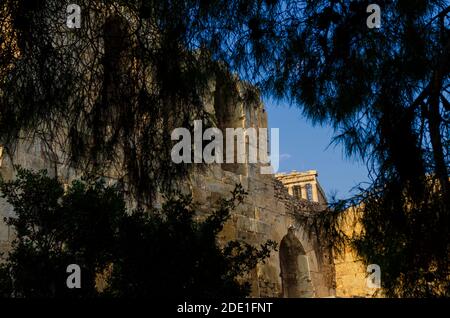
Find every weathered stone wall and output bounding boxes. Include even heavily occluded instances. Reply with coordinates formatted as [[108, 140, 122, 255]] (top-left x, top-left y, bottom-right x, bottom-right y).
[[332, 207, 380, 298], [0, 142, 337, 298], [0, 147, 337, 298], [180, 165, 336, 297], [181, 78, 337, 297], [0, 78, 337, 297], [273, 179, 337, 296]]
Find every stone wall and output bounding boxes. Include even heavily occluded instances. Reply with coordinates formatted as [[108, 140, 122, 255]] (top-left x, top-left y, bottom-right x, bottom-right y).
[[0, 77, 338, 297], [0, 147, 337, 297], [332, 207, 380, 298], [177, 163, 336, 297]]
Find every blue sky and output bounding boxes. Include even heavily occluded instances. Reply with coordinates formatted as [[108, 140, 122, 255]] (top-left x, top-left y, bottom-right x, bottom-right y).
[[265, 99, 371, 200]]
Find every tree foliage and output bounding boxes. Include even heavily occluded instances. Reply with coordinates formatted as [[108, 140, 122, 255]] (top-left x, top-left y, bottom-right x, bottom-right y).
[[0, 168, 276, 297]]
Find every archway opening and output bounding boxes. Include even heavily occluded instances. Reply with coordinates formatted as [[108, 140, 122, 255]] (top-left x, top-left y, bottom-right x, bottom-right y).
[[279, 227, 314, 297]]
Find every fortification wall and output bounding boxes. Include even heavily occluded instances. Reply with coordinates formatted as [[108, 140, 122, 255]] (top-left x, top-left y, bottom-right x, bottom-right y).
[[0, 77, 337, 297], [182, 164, 336, 297], [0, 140, 337, 298]]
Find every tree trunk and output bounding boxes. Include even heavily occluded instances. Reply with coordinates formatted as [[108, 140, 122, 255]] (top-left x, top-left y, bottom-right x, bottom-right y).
[[427, 70, 449, 196]]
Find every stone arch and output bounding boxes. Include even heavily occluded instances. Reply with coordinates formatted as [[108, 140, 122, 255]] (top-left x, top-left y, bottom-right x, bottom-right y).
[[279, 226, 314, 297]]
